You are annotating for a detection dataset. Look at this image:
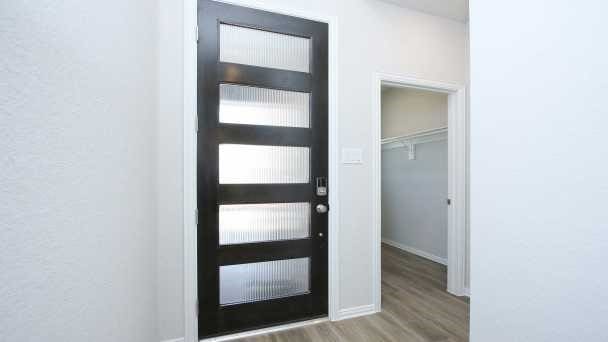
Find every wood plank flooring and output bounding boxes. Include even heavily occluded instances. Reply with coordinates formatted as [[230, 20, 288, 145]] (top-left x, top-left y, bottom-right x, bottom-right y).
[[233, 243, 469, 342]]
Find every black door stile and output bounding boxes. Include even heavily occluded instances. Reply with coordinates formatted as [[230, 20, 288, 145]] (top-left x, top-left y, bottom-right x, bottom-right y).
[[197, 0, 329, 338], [218, 124, 313, 146], [219, 184, 311, 204], [219, 63, 312, 92]]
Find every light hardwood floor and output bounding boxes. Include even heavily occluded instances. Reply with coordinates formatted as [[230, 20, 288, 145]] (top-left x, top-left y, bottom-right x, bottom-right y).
[[234, 243, 469, 342]]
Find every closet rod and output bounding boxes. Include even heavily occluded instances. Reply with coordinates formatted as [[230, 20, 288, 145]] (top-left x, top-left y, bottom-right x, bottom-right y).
[[381, 126, 447, 145]]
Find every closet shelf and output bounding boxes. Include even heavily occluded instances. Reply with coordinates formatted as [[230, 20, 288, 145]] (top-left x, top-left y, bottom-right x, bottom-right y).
[[381, 126, 447, 159]]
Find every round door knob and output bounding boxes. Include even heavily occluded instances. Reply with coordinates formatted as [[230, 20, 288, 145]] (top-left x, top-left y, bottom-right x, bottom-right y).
[[315, 204, 328, 214]]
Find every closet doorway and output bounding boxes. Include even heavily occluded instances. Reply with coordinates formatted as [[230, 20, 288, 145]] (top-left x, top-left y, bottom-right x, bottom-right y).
[[381, 86, 450, 267], [371, 74, 468, 313]]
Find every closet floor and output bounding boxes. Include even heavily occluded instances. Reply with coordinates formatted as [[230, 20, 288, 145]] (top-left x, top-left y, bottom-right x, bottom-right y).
[[232, 243, 470, 342]]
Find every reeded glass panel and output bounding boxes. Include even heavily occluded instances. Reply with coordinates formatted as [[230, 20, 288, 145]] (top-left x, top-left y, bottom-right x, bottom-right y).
[[220, 24, 310, 73], [219, 144, 309, 184], [220, 258, 310, 305], [219, 84, 310, 128], [219, 203, 310, 245]]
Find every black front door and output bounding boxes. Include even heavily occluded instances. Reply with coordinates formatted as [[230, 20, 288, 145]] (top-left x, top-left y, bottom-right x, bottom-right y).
[[197, 0, 329, 337]]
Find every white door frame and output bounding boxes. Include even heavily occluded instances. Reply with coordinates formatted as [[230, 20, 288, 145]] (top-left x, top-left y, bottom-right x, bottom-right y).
[[183, 1, 339, 341], [371, 73, 468, 309]]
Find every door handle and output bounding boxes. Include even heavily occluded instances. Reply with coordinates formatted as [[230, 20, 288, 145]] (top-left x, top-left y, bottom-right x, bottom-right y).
[[315, 204, 329, 214]]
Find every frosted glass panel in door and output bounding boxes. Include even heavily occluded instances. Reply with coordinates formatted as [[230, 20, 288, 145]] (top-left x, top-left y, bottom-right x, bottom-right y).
[[219, 24, 310, 73], [219, 202, 310, 245], [219, 144, 309, 184], [220, 258, 310, 305], [219, 84, 310, 128]]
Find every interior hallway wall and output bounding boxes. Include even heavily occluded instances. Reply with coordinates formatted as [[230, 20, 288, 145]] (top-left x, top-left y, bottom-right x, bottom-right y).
[[470, 1, 608, 341], [1, 0, 159, 341], [157, 0, 468, 339], [381, 87, 448, 138], [157, 0, 184, 339]]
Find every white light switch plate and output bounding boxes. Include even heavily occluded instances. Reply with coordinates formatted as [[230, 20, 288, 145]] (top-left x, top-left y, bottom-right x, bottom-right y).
[[341, 148, 363, 164]]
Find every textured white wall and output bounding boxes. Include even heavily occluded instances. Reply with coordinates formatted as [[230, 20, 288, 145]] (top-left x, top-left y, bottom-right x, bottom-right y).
[[0, 1, 158, 341], [382, 141, 448, 260], [470, 1, 608, 341], [381, 87, 448, 138], [157, 0, 184, 340], [158, 0, 467, 339]]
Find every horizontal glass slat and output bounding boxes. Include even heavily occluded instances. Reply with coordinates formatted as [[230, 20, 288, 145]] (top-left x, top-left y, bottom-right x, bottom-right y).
[[220, 84, 310, 128], [220, 258, 310, 305], [219, 144, 310, 184], [219, 202, 310, 245], [220, 24, 310, 73]]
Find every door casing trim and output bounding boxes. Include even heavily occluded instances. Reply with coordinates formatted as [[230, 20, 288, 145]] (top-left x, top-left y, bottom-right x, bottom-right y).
[[371, 73, 468, 313], [183, 1, 339, 341]]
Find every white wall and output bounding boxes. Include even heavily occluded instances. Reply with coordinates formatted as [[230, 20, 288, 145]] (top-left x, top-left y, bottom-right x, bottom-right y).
[[382, 141, 448, 261], [157, 0, 184, 339], [470, 1, 608, 341], [0, 1, 158, 341], [157, 0, 468, 339], [381, 87, 448, 138]]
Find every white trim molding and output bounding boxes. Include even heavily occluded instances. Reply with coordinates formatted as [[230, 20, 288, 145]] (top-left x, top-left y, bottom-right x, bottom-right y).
[[446, 76, 468, 297], [336, 304, 377, 321], [371, 72, 469, 312], [381, 239, 447, 265], [183, 0, 198, 341], [183, 2, 340, 342]]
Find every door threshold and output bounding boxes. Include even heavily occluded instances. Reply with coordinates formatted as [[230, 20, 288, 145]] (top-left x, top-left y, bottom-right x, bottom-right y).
[[200, 317, 329, 342]]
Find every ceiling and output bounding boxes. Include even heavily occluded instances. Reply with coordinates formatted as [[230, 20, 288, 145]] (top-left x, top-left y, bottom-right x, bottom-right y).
[[381, 0, 469, 22]]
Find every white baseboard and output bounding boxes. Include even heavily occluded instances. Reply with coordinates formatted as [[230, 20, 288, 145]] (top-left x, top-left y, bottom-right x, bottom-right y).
[[161, 339, 183, 342], [464, 287, 470, 297], [382, 238, 447, 265], [336, 304, 377, 321]]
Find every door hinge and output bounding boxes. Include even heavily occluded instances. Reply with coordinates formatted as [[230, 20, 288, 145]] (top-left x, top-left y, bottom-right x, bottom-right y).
[[195, 115, 199, 132], [195, 209, 199, 225], [196, 298, 199, 317], [196, 25, 199, 43]]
